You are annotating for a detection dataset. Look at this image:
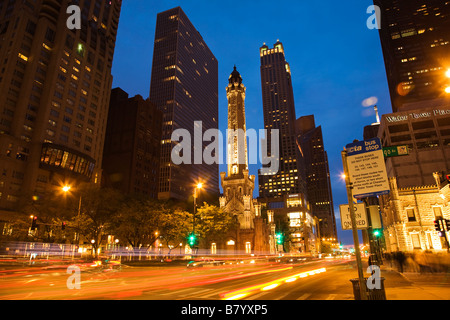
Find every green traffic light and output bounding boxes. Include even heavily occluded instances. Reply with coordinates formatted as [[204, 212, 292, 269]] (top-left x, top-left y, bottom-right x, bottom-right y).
[[373, 230, 380, 237]]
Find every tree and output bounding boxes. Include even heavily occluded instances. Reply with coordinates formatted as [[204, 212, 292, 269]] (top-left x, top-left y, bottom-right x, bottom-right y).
[[71, 184, 124, 257], [158, 208, 191, 256], [19, 191, 70, 243], [195, 203, 237, 247], [111, 195, 164, 249]]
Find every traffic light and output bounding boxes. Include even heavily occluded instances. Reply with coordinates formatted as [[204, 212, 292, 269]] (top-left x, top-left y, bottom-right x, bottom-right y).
[[62, 222, 66, 230], [446, 174, 450, 182], [188, 234, 197, 247], [373, 229, 381, 238], [434, 219, 449, 237], [31, 216, 37, 230], [434, 220, 442, 232], [275, 233, 284, 245]]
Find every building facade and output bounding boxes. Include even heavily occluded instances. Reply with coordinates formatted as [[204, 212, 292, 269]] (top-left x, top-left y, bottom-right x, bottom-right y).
[[149, 7, 219, 201], [296, 115, 337, 241], [378, 104, 450, 189], [219, 67, 271, 254], [102, 88, 162, 197], [0, 0, 122, 216], [259, 193, 318, 255], [379, 175, 450, 252], [258, 41, 305, 199], [374, 0, 450, 112]]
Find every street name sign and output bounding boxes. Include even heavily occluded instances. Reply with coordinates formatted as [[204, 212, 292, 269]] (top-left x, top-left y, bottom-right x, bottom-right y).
[[383, 145, 409, 158], [339, 203, 368, 230], [345, 137, 390, 199]]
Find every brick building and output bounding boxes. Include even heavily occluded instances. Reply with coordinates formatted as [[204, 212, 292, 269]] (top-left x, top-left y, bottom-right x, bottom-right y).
[[379, 174, 450, 252]]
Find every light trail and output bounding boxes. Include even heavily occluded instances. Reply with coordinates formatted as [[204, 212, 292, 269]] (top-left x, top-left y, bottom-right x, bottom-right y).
[[220, 267, 327, 300]]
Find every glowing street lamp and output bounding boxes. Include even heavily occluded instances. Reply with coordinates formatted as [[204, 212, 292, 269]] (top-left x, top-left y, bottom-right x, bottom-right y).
[[192, 182, 203, 253], [446, 68, 450, 79], [62, 185, 71, 193]]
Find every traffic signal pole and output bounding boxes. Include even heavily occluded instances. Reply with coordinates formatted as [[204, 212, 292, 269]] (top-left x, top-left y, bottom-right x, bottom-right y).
[[342, 150, 367, 300]]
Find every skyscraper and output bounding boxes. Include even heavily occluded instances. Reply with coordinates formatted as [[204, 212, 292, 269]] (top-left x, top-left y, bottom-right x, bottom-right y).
[[0, 0, 122, 212], [374, 0, 450, 112], [102, 88, 162, 198], [149, 7, 219, 201], [258, 41, 305, 199], [296, 115, 337, 240]]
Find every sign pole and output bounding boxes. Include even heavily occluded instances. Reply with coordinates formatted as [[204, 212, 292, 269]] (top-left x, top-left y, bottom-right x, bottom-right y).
[[342, 149, 367, 300]]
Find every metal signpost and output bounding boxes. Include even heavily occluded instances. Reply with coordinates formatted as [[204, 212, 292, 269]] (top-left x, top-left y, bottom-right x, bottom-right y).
[[342, 137, 390, 300]]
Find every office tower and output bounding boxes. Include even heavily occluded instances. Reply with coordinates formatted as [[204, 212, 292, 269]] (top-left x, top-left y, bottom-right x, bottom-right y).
[[258, 41, 305, 199], [102, 88, 162, 198], [149, 7, 219, 200], [0, 0, 122, 212], [296, 115, 337, 241], [374, 0, 450, 112]]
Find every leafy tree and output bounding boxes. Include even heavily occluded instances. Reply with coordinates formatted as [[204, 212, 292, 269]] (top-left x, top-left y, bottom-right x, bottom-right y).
[[70, 184, 124, 257], [195, 203, 237, 246], [158, 208, 192, 256], [19, 191, 69, 243], [111, 195, 164, 249]]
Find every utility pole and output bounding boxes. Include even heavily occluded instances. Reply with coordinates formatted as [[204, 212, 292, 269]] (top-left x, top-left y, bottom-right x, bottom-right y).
[[342, 149, 367, 300]]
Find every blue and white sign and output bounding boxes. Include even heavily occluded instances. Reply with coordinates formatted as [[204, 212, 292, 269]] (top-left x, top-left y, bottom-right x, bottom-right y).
[[345, 138, 390, 198]]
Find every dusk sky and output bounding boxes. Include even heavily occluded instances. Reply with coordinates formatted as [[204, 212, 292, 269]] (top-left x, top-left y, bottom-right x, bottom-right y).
[[110, 0, 392, 245]]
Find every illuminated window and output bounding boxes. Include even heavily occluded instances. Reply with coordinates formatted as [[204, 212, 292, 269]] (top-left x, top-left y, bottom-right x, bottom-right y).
[[18, 53, 29, 61]]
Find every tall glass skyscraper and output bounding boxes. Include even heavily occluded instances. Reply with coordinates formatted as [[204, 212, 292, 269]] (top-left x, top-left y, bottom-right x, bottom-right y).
[[149, 7, 219, 200], [258, 41, 305, 199]]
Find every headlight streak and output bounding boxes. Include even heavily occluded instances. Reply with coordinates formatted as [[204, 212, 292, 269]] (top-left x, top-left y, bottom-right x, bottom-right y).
[[220, 267, 327, 300]]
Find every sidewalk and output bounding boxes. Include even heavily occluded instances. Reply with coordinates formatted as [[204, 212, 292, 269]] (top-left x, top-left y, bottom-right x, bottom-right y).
[[380, 265, 450, 300]]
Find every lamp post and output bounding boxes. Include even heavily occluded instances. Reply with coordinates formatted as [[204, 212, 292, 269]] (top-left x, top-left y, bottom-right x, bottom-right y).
[[192, 183, 203, 255], [62, 185, 82, 245], [192, 183, 203, 236]]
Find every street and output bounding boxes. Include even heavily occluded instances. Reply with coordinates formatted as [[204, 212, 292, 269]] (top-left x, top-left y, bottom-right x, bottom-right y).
[[2, 255, 448, 301], [0, 257, 359, 300]]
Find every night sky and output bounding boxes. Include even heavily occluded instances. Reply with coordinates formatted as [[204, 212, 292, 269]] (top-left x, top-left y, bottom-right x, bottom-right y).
[[110, 0, 392, 245]]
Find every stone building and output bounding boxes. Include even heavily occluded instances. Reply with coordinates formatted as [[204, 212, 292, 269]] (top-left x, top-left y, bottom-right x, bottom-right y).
[[219, 67, 271, 255], [379, 174, 450, 252]]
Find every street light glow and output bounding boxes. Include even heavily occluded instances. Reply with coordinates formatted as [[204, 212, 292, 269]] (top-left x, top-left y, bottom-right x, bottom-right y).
[[62, 185, 71, 192], [446, 68, 450, 78], [445, 86, 450, 94], [197, 182, 203, 189]]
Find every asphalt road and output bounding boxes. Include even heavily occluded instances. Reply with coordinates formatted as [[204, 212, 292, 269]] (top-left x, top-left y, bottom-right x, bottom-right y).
[[0, 257, 358, 300]]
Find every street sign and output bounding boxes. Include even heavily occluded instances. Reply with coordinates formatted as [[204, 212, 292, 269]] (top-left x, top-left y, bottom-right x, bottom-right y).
[[339, 203, 368, 230], [345, 138, 390, 199], [383, 145, 409, 158]]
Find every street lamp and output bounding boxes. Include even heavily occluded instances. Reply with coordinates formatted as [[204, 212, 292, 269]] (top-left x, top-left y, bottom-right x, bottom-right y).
[[193, 182, 203, 235], [61, 185, 82, 244], [191, 182, 203, 255]]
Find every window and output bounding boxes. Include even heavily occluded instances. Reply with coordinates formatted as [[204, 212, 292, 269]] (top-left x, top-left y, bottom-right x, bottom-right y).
[[406, 208, 416, 222], [433, 207, 443, 219], [411, 233, 421, 249]]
